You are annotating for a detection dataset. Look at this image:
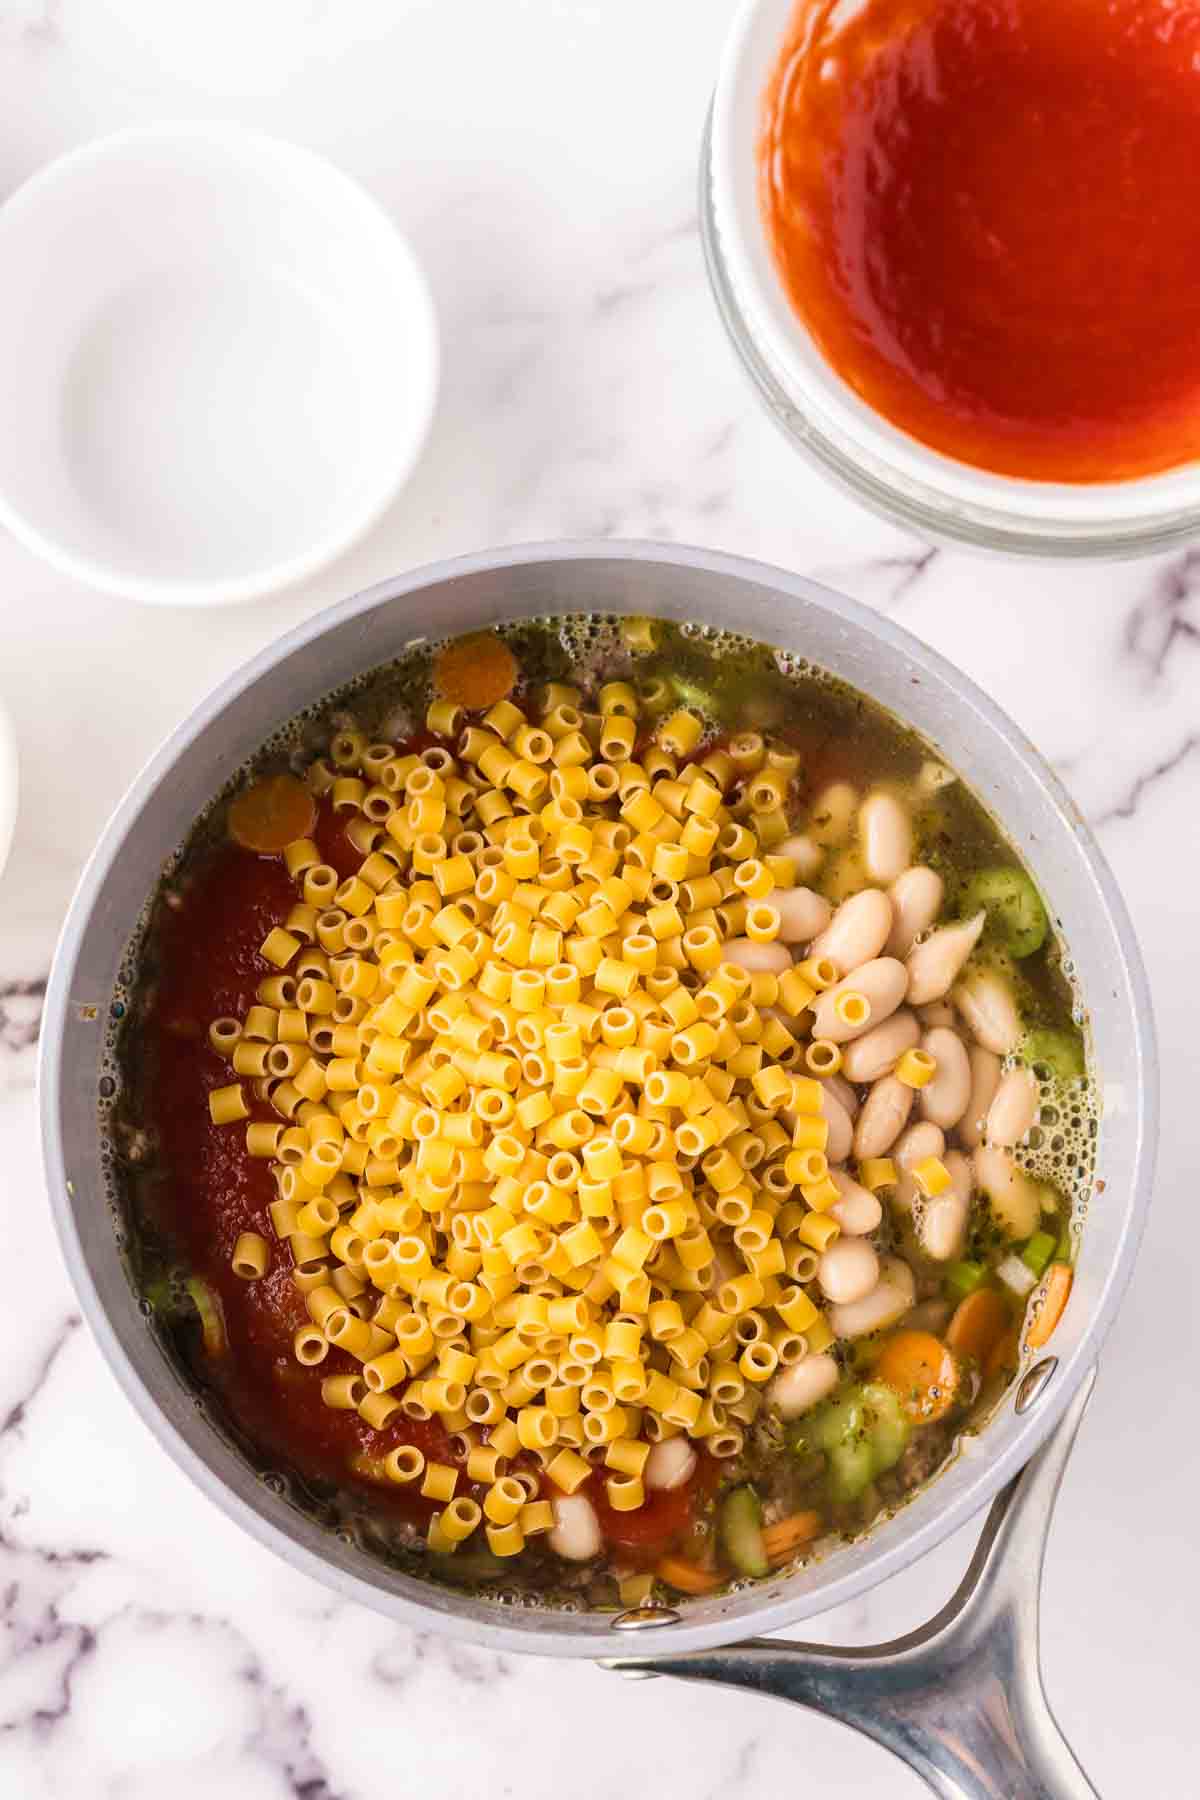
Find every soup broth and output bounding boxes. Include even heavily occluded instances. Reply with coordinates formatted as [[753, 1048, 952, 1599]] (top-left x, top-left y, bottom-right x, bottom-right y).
[[110, 617, 1093, 1607]]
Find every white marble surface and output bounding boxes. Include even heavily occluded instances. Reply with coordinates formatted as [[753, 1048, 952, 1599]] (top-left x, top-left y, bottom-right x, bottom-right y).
[[0, 2, 1197, 1793]]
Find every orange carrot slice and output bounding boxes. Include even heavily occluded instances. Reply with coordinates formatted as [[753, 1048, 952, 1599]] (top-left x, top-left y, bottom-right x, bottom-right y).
[[946, 1288, 1010, 1366], [1026, 1263, 1073, 1350], [228, 773, 315, 854], [433, 633, 518, 711], [656, 1554, 722, 1595], [762, 1510, 823, 1566], [875, 1329, 960, 1423]]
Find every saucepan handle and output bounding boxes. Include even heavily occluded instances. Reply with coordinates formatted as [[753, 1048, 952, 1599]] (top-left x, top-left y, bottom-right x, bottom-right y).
[[606, 1369, 1099, 1800]]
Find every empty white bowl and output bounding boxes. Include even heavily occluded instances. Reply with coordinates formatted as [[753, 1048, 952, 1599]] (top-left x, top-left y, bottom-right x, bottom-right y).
[[0, 124, 439, 605]]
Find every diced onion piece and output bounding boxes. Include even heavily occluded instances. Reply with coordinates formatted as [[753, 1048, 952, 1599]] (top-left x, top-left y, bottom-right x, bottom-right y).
[[996, 1253, 1038, 1297]]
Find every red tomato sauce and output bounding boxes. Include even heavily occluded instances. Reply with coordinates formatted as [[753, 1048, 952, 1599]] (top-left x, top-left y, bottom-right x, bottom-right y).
[[139, 797, 706, 1560], [142, 816, 448, 1525], [584, 1454, 720, 1567], [761, 0, 1200, 481]]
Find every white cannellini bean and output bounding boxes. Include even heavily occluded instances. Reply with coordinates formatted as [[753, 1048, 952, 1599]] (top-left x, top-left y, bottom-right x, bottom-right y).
[[859, 790, 913, 885], [886, 866, 946, 958], [905, 911, 986, 1005], [959, 1046, 1003, 1149], [840, 1009, 920, 1084], [783, 1086, 853, 1164], [773, 886, 833, 945], [644, 1437, 698, 1492], [829, 1169, 884, 1235], [974, 1144, 1042, 1239], [768, 1352, 840, 1419], [916, 999, 956, 1028], [811, 957, 908, 1044], [818, 1084, 854, 1164], [896, 1119, 945, 1166], [808, 780, 859, 848], [722, 937, 792, 974], [548, 1493, 602, 1562], [821, 1071, 860, 1118], [953, 968, 1022, 1056], [893, 1120, 946, 1212], [810, 888, 894, 976], [919, 1026, 972, 1130], [778, 833, 824, 882], [853, 1073, 914, 1160], [828, 1257, 916, 1340], [817, 1237, 880, 1305], [946, 1145, 974, 1200], [919, 1149, 973, 1261], [986, 1066, 1040, 1147]]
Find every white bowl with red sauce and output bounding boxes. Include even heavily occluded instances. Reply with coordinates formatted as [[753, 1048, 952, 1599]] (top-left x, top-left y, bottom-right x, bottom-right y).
[[707, 0, 1200, 556]]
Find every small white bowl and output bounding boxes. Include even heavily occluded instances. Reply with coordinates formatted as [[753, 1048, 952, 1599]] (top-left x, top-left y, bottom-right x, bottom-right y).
[[0, 124, 438, 605]]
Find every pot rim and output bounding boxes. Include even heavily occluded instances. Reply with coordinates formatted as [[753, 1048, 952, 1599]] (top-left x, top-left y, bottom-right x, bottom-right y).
[[39, 539, 1157, 1658]]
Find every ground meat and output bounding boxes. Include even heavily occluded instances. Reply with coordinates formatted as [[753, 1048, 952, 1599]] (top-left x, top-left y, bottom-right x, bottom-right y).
[[758, 1452, 828, 1523], [878, 1424, 951, 1504], [905, 1298, 954, 1335], [912, 1258, 947, 1303]]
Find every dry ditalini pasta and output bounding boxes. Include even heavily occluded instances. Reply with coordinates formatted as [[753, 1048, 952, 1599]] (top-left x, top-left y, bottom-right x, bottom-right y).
[[208, 683, 854, 1552], [150, 620, 1090, 1597]]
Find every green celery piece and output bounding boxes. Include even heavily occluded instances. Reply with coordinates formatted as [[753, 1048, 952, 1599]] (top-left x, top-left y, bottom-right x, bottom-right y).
[[811, 1390, 866, 1454], [668, 676, 715, 715], [861, 1382, 911, 1476], [719, 1484, 768, 1578], [945, 1259, 988, 1300], [959, 866, 1048, 958], [828, 1439, 876, 1503], [184, 1276, 226, 1356], [1021, 1231, 1058, 1278]]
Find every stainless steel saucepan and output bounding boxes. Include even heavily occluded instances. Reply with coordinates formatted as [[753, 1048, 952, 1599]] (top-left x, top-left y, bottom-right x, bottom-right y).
[[40, 544, 1155, 1797]]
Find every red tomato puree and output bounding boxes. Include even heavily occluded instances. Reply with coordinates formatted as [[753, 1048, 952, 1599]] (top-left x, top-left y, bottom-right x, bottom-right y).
[[143, 829, 444, 1513], [142, 797, 707, 1561], [760, 0, 1200, 481]]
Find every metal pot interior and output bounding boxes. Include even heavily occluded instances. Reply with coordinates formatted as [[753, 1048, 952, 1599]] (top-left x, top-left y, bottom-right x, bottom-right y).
[[40, 543, 1156, 1659]]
